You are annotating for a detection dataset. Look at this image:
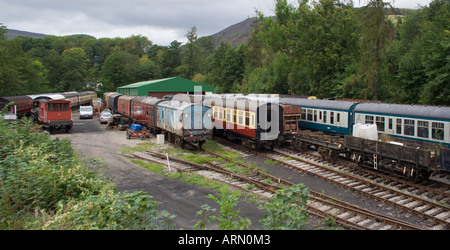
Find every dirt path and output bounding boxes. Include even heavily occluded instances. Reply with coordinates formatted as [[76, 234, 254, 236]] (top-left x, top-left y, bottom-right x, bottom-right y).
[[51, 116, 264, 229]]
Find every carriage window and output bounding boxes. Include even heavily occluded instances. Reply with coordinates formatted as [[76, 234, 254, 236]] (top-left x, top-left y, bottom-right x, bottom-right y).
[[251, 113, 255, 128], [389, 119, 393, 130], [330, 112, 335, 124], [233, 110, 237, 123], [337, 113, 341, 123], [226, 109, 230, 122], [417, 121, 429, 138], [404, 119, 415, 136], [313, 110, 317, 122], [376, 116, 385, 132], [238, 111, 243, 125], [49, 103, 54, 112], [396, 119, 402, 134], [319, 111, 322, 121], [365, 115, 374, 124], [307, 110, 313, 121], [301, 109, 306, 120], [213, 107, 217, 119], [219, 108, 223, 120], [245, 112, 250, 127], [323, 111, 327, 124], [432, 122, 444, 140]]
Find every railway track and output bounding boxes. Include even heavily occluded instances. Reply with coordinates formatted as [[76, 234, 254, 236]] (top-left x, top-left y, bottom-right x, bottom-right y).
[[293, 147, 450, 204], [128, 149, 424, 230], [271, 148, 450, 229], [211, 137, 450, 229]]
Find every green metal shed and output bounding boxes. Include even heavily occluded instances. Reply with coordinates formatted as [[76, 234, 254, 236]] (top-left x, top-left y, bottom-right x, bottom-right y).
[[116, 77, 215, 98]]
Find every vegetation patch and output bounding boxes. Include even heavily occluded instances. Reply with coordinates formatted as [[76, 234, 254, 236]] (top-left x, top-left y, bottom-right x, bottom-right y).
[[0, 118, 174, 230]]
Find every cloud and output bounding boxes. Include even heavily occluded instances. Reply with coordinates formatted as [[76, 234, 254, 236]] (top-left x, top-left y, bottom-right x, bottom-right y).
[[0, 0, 433, 45]]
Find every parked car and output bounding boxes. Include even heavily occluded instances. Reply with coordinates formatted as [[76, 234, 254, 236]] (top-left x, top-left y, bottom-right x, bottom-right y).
[[79, 106, 94, 119], [99, 111, 112, 124]]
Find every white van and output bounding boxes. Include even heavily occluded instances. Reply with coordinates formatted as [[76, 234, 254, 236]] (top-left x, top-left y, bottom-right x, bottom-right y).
[[79, 106, 94, 119]]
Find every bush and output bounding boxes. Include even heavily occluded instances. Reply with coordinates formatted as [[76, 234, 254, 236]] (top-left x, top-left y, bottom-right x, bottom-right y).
[[0, 117, 174, 229], [259, 184, 310, 230]]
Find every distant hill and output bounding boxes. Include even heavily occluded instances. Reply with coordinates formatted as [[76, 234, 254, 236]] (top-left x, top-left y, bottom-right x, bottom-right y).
[[5, 29, 48, 39], [210, 17, 260, 47]]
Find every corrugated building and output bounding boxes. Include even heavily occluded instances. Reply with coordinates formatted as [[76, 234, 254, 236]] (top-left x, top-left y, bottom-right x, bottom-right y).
[[116, 77, 215, 99]]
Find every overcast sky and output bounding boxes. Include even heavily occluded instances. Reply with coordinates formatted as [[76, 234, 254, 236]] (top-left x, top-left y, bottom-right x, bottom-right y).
[[1, 0, 433, 46]]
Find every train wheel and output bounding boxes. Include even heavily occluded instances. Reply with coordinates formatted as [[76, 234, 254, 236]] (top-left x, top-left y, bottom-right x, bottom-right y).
[[318, 147, 328, 160], [329, 150, 338, 163], [300, 142, 308, 152]]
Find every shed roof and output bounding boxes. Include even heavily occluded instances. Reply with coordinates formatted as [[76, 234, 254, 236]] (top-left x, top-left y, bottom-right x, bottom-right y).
[[117, 77, 215, 94]]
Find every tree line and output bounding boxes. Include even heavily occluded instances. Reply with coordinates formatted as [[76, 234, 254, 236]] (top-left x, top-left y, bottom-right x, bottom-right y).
[[0, 0, 448, 106]]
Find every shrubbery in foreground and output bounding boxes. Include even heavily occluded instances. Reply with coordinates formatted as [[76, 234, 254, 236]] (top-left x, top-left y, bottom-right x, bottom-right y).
[[0, 118, 174, 229]]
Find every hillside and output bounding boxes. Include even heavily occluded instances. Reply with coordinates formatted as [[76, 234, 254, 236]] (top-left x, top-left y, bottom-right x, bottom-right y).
[[5, 29, 47, 39], [209, 17, 260, 47]]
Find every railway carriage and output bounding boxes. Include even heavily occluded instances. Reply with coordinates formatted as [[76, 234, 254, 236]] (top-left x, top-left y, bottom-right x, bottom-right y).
[[130, 97, 162, 133], [0, 96, 33, 120], [281, 98, 358, 135], [61, 92, 80, 110], [28, 93, 66, 120], [117, 95, 137, 118], [157, 99, 212, 148], [105, 93, 123, 113], [204, 96, 284, 150], [38, 100, 73, 133], [78, 91, 97, 106], [354, 103, 450, 147]]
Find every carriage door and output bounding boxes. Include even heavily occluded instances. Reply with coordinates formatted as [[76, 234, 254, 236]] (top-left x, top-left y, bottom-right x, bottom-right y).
[[386, 118, 395, 135]]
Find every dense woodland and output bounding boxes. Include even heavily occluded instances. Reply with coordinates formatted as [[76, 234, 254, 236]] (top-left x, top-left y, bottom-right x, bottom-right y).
[[0, 0, 448, 105]]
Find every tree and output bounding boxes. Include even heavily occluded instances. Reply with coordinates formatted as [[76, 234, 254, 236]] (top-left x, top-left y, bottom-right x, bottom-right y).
[[156, 40, 182, 78], [178, 27, 201, 79], [394, 0, 449, 105], [357, 0, 395, 100], [123, 35, 152, 57], [208, 43, 245, 93], [100, 51, 139, 92], [135, 55, 161, 82], [42, 49, 62, 91], [59, 48, 89, 91], [0, 24, 6, 40], [256, 0, 360, 97], [0, 37, 50, 96]]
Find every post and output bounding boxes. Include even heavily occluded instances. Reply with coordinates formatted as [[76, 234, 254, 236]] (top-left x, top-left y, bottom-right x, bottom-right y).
[[166, 153, 171, 173]]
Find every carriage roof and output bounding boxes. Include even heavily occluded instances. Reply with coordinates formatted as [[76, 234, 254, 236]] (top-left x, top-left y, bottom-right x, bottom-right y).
[[355, 102, 450, 120]]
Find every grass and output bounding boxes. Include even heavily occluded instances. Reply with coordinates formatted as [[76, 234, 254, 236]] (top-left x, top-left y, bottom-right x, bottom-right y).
[[264, 160, 279, 165], [202, 140, 242, 160], [122, 139, 271, 202]]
